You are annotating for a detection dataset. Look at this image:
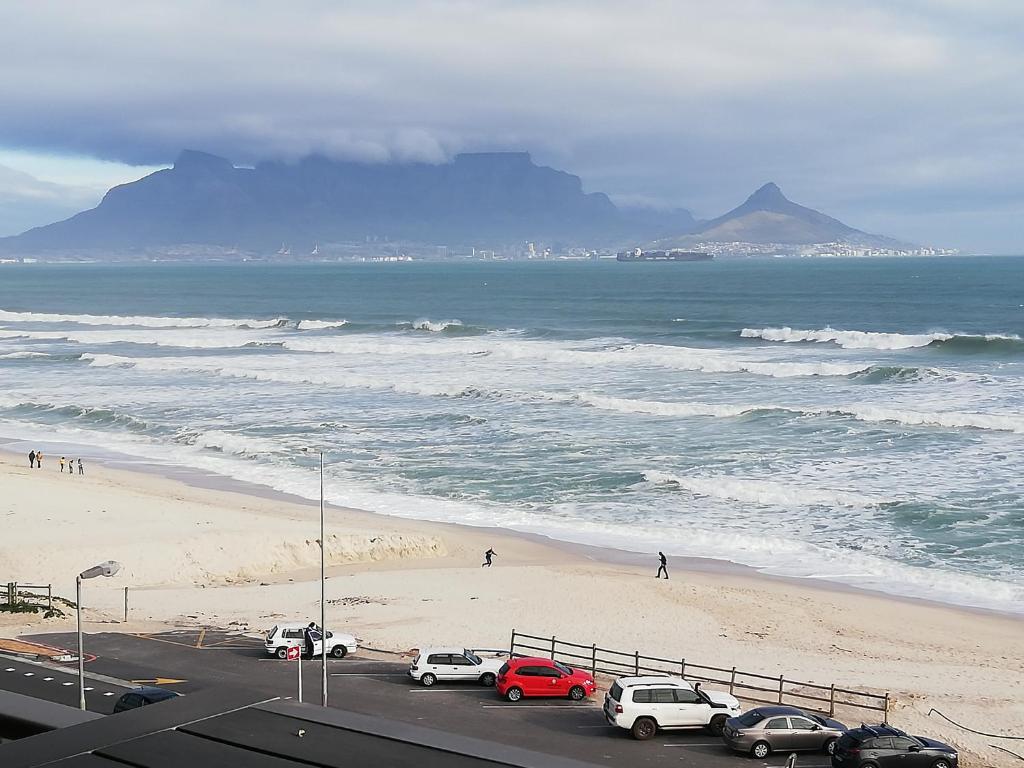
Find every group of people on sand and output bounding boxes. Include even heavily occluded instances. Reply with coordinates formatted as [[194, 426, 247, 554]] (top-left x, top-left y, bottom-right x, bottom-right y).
[[28, 449, 83, 475]]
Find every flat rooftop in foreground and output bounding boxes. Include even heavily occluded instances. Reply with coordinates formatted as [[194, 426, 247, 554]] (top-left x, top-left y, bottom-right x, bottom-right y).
[[0, 690, 604, 768]]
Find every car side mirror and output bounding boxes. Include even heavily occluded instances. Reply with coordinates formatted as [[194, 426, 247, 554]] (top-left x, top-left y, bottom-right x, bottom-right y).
[[909, 746, 920, 753], [812, 725, 822, 731]]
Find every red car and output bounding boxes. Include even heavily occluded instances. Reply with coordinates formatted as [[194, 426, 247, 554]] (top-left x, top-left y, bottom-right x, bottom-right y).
[[495, 657, 597, 702]]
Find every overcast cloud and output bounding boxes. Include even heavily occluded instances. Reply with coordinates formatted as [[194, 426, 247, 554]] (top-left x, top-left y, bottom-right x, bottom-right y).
[[1, 0, 1021, 250]]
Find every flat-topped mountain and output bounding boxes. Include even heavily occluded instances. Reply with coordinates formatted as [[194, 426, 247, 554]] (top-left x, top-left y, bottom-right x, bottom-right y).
[[0, 150, 693, 251], [660, 182, 907, 248]]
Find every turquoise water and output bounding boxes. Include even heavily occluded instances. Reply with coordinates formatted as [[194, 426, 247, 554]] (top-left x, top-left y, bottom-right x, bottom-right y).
[[1, 257, 1022, 612]]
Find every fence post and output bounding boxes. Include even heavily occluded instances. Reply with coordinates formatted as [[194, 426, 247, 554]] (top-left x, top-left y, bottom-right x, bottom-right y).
[[634, 651, 640, 676], [6, 582, 14, 606], [509, 629, 516, 657], [883, 693, 890, 724], [550, 636, 556, 661], [47, 585, 52, 612], [591, 644, 597, 678], [124, 587, 129, 623], [729, 667, 736, 695], [778, 674, 785, 704], [829, 684, 835, 716], [681, 658, 686, 678]]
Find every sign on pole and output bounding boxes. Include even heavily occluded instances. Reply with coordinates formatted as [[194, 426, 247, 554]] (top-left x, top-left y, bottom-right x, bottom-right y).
[[287, 645, 302, 702]]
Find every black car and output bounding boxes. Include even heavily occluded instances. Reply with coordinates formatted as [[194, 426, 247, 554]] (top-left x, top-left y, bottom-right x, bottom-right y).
[[832, 725, 958, 768], [112, 686, 182, 713]]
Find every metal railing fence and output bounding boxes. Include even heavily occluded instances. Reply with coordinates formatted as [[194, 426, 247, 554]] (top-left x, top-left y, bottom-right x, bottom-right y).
[[3, 582, 53, 611], [509, 629, 888, 720]]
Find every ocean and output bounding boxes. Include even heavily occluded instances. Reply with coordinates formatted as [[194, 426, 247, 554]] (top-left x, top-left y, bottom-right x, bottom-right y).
[[1, 257, 1022, 614]]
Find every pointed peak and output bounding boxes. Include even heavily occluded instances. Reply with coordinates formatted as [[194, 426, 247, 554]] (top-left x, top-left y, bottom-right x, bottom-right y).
[[745, 182, 789, 207]]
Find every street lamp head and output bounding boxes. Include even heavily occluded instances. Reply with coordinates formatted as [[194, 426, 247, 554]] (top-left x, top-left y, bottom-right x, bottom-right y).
[[79, 561, 122, 580]]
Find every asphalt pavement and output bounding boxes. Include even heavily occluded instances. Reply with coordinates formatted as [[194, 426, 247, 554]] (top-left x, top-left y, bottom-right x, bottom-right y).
[[1, 628, 834, 768]]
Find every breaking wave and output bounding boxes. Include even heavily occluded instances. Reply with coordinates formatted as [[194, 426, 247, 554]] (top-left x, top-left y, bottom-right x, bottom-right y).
[[0, 351, 48, 360], [296, 319, 348, 330], [642, 470, 883, 508], [741, 326, 1023, 352], [0, 308, 287, 329]]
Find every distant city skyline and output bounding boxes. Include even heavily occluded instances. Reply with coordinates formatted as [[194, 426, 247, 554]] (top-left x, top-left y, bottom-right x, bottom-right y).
[[0, 1, 1021, 252]]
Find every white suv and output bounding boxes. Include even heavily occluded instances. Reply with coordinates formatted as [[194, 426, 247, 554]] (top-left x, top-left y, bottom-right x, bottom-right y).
[[264, 623, 359, 659], [409, 647, 505, 687], [604, 676, 741, 740]]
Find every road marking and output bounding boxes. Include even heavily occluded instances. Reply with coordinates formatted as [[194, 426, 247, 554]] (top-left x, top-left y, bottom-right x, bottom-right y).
[[43, 677, 54, 681], [130, 678, 187, 685], [84, 687, 94, 691], [23, 672, 34, 676], [62, 681, 73, 686], [479, 708, 598, 712], [408, 688, 488, 693], [330, 673, 408, 678], [576, 725, 614, 729], [103, 692, 115, 697], [4, 668, 14, 672], [662, 742, 723, 747]]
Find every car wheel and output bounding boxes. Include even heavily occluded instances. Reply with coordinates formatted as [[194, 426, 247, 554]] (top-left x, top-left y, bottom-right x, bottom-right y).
[[420, 673, 437, 687], [275, 647, 289, 659], [506, 686, 523, 702], [823, 738, 838, 755], [631, 717, 658, 741], [568, 685, 586, 701], [708, 714, 728, 736], [751, 741, 771, 759], [330, 645, 348, 659], [933, 761, 952, 768], [479, 673, 496, 687]]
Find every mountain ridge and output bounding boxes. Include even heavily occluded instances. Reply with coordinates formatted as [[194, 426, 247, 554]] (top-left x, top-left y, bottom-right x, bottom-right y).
[[0, 152, 910, 253]]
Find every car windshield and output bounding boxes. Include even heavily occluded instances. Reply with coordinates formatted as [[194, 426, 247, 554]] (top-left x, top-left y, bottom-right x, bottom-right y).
[[736, 711, 764, 728], [810, 714, 827, 726], [554, 662, 573, 676], [465, 651, 482, 665]]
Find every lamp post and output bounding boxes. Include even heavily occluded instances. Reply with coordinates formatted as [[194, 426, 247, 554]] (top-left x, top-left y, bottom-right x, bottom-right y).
[[77, 560, 121, 710], [303, 447, 328, 707]]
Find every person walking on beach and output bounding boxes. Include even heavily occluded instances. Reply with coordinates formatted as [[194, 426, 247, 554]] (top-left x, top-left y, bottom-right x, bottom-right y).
[[656, 551, 669, 579], [68, 459, 75, 479], [36, 450, 43, 469], [59, 456, 66, 473], [78, 458, 84, 475], [28, 450, 35, 468], [482, 548, 497, 567]]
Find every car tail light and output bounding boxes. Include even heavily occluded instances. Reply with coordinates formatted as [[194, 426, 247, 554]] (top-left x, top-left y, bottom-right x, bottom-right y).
[[411, 665, 418, 671], [615, 704, 623, 714]]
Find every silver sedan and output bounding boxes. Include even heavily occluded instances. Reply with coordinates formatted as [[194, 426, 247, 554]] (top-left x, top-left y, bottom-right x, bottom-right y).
[[722, 705, 848, 759]]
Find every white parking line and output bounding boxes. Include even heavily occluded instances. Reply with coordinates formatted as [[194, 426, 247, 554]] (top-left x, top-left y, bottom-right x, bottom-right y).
[[408, 688, 488, 693], [23, 672, 34, 676], [43, 677, 54, 681], [84, 687, 94, 691], [576, 725, 614, 729], [4, 668, 14, 672], [62, 682, 73, 686], [480, 704, 599, 709], [103, 692, 115, 697], [662, 742, 722, 747], [330, 673, 408, 678]]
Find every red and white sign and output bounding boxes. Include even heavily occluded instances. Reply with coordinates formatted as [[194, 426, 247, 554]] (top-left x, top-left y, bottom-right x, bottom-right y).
[[286, 645, 301, 661]]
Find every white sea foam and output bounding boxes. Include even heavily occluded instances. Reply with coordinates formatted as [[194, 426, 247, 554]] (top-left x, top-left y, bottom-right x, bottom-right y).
[[0, 351, 48, 360], [741, 326, 1023, 350], [296, 319, 348, 330], [642, 470, 882, 508], [410, 318, 463, 332], [7, 327, 275, 349], [0, 308, 287, 329]]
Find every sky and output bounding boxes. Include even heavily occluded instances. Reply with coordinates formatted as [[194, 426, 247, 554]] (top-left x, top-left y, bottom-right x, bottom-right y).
[[1, 1, 1022, 252]]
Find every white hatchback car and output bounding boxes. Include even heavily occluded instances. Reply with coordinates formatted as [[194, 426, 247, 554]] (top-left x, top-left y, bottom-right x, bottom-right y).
[[409, 647, 505, 687], [264, 623, 359, 659], [604, 676, 741, 740]]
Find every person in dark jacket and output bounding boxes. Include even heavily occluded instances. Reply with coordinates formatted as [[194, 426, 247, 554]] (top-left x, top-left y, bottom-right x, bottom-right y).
[[656, 551, 669, 579], [303, 622, 317, 657], [29, 450, 35, 468]]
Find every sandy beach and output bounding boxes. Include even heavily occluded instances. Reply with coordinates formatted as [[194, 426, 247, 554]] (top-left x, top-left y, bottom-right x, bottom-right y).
[[1, 448, 1021, 766]]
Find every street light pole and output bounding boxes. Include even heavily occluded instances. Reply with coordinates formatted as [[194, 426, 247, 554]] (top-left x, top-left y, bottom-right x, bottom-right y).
[[76, 575, 84, 710], [76, 561, 121, 710], [319, 449, 327, 707]]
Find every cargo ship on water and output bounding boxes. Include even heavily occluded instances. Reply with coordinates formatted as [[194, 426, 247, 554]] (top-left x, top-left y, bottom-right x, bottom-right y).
[[616, 248, 713, 262]]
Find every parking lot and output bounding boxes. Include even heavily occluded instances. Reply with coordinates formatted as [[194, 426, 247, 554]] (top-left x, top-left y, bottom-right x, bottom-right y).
[[6, 628, 835, 767]]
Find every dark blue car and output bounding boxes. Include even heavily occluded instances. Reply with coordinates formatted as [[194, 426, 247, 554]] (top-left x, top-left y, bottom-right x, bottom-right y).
[[112, 686, 182, 713]]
